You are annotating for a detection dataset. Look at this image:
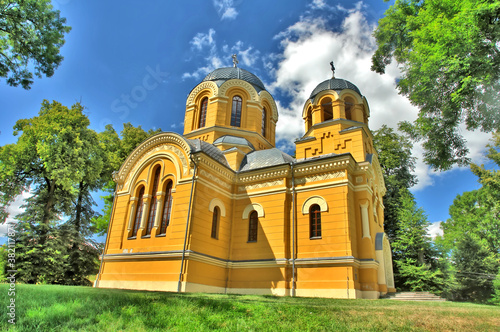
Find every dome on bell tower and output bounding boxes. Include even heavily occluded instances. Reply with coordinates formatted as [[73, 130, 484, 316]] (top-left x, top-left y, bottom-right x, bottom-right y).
[[309, 78, 362, 100]]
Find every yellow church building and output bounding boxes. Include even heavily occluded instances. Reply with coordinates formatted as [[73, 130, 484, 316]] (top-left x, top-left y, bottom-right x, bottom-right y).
[[95, 59, 395, 299]]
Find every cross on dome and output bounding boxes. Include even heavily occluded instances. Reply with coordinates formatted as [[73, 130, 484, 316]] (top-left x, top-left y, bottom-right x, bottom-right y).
[[232, 54, 239, 67]]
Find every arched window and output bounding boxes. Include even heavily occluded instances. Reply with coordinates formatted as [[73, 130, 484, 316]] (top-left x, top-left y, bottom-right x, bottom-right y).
[[145, 167, 160, 236], [344, 97, 354, 121], [159, 181, 173, 235], [211, 206, 219, 239], [199, 97, 208, 128], [248, 211, 258, 242], [231, 95, 242, 127], [261, 107, 267, 137], [321, 97, 333, 121], [309, 204, 322, 238], [132, 187, 145, 237], [306, 107, 312, 130]]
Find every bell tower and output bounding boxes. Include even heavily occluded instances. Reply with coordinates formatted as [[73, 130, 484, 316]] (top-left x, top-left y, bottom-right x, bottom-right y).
[[183, 55, 279, 152], [295, 62, 375, 163]]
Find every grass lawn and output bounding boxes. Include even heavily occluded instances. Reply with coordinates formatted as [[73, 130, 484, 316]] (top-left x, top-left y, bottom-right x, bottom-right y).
[[0, 284, 499, 331]]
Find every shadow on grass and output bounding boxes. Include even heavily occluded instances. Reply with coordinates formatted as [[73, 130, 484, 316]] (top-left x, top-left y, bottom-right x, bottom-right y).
[[0, 284, 499, 331]]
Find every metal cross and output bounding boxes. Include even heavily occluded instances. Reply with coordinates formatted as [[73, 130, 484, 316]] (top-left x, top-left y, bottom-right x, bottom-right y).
[[232, 54, 239, 67], [330, 61, 336, 78]]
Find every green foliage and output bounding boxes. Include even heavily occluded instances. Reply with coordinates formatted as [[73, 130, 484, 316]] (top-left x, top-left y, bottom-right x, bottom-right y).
[[391, 189, 443, 291], [90, 123, 161, 235], [451, 234, 498, 303], [0, 100, 106, 285], [491, 268, 500, 305], [373, 125, 417, 242], [437, 132, 500, 302], [372, 0, 500, 170], [0, 0, 71, 89]]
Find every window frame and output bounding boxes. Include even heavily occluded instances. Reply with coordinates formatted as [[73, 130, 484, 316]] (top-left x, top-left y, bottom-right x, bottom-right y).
[[309, 204, 322, 239], [248, 210, 258, 242], [230, 95, 242, 127], [131, 187, 145, 238], [261, 107, 267, 137], [144, 167, 161, 237], [198, 97, 208, 128], [211, 206, 219, 239], [159, 181, 173, 235]]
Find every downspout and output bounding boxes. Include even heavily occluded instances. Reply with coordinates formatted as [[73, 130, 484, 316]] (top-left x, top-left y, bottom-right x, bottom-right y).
[[177, 153, 198, 292], [291, 162, 296, 297], [95, 183, 119, 288]]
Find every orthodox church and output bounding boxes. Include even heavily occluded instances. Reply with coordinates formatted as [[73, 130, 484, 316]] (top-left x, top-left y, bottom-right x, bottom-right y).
[[95, 57, 395, 299]]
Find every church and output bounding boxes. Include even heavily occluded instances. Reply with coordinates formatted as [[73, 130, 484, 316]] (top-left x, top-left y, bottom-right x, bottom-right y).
[[95, 57, 396, 299]]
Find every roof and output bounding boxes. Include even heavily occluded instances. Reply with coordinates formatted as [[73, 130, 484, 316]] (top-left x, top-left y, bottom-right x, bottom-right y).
[[187, 139, 230, 168], [202, 67, 266, 92], [239, 148, 295, 171], [213, 135, 255, 150], [309, 78, 361, 99]]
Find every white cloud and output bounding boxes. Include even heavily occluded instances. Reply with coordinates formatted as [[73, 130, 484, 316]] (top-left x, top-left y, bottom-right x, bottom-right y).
[[213, 0, 238, 20], [0, 191, 32, 237], [309, 0, 327, 10], [269, 5, 489, 190], [427, 221, 444, 240], [190, 28, 216, 51], [183, 33, 259, 81]]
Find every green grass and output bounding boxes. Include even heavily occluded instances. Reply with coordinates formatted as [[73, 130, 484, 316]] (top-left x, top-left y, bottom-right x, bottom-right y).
[[0, 284, 499, 331]]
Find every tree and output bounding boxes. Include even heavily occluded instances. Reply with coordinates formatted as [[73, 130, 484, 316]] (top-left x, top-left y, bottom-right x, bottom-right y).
[[0, 0, 71, 89], [451, 234, 498, 302], [391, 189, 444, 292], [372, 0, 500, 170], [437, 132, 500, 301], [91, 123, 161, 235], [373, 125, 417, 242], [0, 100, 103, 284]]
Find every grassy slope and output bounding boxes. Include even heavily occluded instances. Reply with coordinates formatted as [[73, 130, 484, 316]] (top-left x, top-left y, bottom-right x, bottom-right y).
[[0, 284, 499, 331]]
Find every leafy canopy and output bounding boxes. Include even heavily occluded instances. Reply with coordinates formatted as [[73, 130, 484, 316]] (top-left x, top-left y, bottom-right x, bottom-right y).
[[372, 0, 500, 170], [0, 0, 71, 89], [373, 125, 417, 242]]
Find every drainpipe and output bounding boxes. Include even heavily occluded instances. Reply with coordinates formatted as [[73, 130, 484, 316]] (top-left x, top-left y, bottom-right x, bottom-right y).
[[95, 183, 118, 288], [177, 153, 198, 293], [291, 162, 296, 297]]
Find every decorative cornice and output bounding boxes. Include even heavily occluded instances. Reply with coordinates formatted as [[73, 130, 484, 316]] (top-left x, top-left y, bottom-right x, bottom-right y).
[[238, 179, 284, 192], [114, 132, 191, 188], [295, 171, 345, 185], [218, 79, 258, 102], [186, 81, 218, 106], [238, 168, 289, 183], [294, 158, 349, 177], [199, 169, 232, 190], [196, 154, 235, 182]]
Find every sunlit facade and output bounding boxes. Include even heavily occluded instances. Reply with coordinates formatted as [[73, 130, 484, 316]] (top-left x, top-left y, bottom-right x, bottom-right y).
[[95, 63, 395, 299]]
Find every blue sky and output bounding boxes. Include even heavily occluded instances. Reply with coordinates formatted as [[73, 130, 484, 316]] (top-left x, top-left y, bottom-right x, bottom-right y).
[[0, 0, 490, 239]]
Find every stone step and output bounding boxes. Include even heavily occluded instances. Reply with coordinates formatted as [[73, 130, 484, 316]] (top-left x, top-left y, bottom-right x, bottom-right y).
[[385, 292, 446, 302]]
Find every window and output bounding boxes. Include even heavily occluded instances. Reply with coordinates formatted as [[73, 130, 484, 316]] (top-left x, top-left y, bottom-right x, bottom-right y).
[[131, 187, 145, 237], [248, 211, 258, 242], [321, 98, 333, 121], [261, 107, 267, 137], [199, 97, 208, 128], [344, 97, 354, 120], [145, 167, 160, 236], [306, 107, 312, 130], [159, 181, 173, 234], [231, 95, 242, 127], [211, 206, 219, 239], [309, 204, 322, 238]]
